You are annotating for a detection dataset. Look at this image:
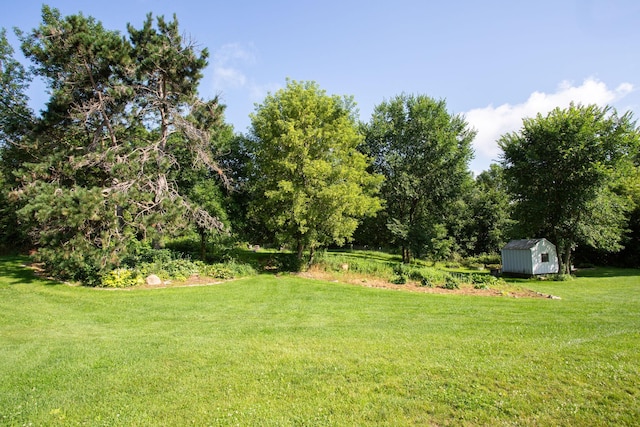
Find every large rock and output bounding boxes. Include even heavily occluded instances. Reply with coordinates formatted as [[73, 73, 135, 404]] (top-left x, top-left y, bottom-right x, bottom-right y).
[[145, 274, 162, 286]]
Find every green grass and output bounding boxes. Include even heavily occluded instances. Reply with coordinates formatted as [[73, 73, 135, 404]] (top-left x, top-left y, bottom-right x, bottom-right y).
[[1, 256, 639, 426]]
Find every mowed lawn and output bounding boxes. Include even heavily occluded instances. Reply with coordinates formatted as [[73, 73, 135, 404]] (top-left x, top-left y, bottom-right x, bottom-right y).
[[0, 256, 638, 426]]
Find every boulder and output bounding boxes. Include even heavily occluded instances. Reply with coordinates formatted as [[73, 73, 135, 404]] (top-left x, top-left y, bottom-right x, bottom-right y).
[[145, 274, 162, 286]]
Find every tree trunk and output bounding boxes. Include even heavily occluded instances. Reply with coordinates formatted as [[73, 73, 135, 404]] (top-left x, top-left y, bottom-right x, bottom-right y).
[[308, 245, 315, 268], [199, 230, 206, 261], [557, 243, 572, 275], [402, 246, 411, 264], [296, 241, 304, 260], [564, 246, 572, 275]]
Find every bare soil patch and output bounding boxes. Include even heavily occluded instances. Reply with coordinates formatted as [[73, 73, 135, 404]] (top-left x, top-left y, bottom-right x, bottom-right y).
[[135, 274, 228, 289], [297, 268, 551, 298]]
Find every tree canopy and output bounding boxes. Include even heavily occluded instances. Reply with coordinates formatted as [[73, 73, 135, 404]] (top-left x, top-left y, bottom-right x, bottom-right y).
[[2, 7, 640, 281], [247, 80, 382, 262], [4, 6, 229, 282], [362, 94, 475, 262], [499, 103, 640, 273]]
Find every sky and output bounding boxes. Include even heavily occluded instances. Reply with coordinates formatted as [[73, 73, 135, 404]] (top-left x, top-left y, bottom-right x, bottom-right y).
[[2, 0, 640, 174]]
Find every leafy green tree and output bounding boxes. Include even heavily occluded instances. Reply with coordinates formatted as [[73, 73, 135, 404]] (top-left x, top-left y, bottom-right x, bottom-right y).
[[363, 94, 475, 263], [616, 165, 640, 266], [499, 103, 639, 274], [0, 28, 34, 250], [12, 7, 228, 283], [218, 134, 271, 244], [248, 80, 382, 263], [0, 28, 34, 149], [467, 164, 514, 254]]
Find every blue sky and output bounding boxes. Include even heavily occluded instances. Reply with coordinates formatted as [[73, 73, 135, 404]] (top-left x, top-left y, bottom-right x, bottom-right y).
[[2, 0, 639, 174]]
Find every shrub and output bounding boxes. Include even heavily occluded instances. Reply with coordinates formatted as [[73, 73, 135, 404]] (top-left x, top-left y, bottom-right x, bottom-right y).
[[391, 263, 408, 284], [420, 278, 434, 288], [476, 253, 501, 266], [407, 266, 449, 285], [442, 275, 461, 290], [391, 275, 407, 285], [99, 268, 141, 288]]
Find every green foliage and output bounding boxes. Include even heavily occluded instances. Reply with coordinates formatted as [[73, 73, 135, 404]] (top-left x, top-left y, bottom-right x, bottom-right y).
[[462, 253, 502, 269], [391, 263, 407, 284], [500, 103, 640, 273], [313, 250, 397, 277], [390, 275, 407, 285], [464, 165, 515, 254], [442, 275, 461, 289], [0, 28, 34, 147], [247, 79, 383, 260], [8, 7, 229, 283], [100, 268, 142, 288], [363, 94, 475, 262], [405, 265, 450, 285], [98, 246, 258, 286], [0, 30, 34, 252]]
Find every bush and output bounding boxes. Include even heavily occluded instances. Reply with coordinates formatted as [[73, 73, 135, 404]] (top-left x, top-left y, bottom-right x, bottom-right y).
[[407, 266, 449, 285], [99, 268, 141, 288], [391, 275, 407, 285], [420, 278, 434, 288], [34, 244, 105, 286], [442, 276, 461, 290], [390, 263, 408, 285]]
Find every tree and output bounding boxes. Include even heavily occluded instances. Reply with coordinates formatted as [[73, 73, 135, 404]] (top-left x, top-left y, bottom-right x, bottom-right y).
[[0, 28, 34, 149], [363, 94, 475, 263], [466, 164, 514, 254], [0, 29, 35, 250], [247, 80, 382, 263], [499, 103, 639, 274], [11, 7, 228, 283]]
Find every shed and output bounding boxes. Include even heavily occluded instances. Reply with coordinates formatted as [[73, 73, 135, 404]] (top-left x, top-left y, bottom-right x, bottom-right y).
[[501, 238, 559, 276]]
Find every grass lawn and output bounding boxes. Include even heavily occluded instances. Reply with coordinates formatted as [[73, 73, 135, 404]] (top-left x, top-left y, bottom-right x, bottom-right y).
[[0, 255, 639, 426]]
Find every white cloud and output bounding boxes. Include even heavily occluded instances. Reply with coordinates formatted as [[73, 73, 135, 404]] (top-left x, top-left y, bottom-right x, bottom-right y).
[[212, 43, 255, 91], [213, 66, 247, 89], [211, 42, 281, 103], [465, 78, 635, 165]]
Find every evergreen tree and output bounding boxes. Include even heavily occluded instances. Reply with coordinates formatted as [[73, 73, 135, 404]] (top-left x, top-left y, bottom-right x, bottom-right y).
[[12, 7, 228, 283], [0, 29, 34, 250]]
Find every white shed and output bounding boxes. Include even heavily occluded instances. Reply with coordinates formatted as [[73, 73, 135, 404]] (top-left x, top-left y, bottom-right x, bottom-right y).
[[501, 238, 559, 276]]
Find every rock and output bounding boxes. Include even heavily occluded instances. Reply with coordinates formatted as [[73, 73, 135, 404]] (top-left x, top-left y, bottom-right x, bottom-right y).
[[145, 274, 162, 286]]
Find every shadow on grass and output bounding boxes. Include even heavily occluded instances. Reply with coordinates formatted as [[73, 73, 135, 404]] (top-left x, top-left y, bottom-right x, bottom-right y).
[[325, 249, 403, 263], [575, 267, 640, 278], [0, 255, 41, 285]]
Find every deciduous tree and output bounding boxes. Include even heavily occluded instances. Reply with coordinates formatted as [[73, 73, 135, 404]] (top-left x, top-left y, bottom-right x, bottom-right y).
[[363, 94, 475, 263], [499, 103, 639, 274], [248, 80, 382, 263]]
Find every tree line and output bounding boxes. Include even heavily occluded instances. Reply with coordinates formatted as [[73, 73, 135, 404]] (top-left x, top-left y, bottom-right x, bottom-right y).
[[1, 6, 638, 284]]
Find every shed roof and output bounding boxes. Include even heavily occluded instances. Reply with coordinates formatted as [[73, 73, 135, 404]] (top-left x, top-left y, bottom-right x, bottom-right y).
[[502, 239, 544, 250]]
